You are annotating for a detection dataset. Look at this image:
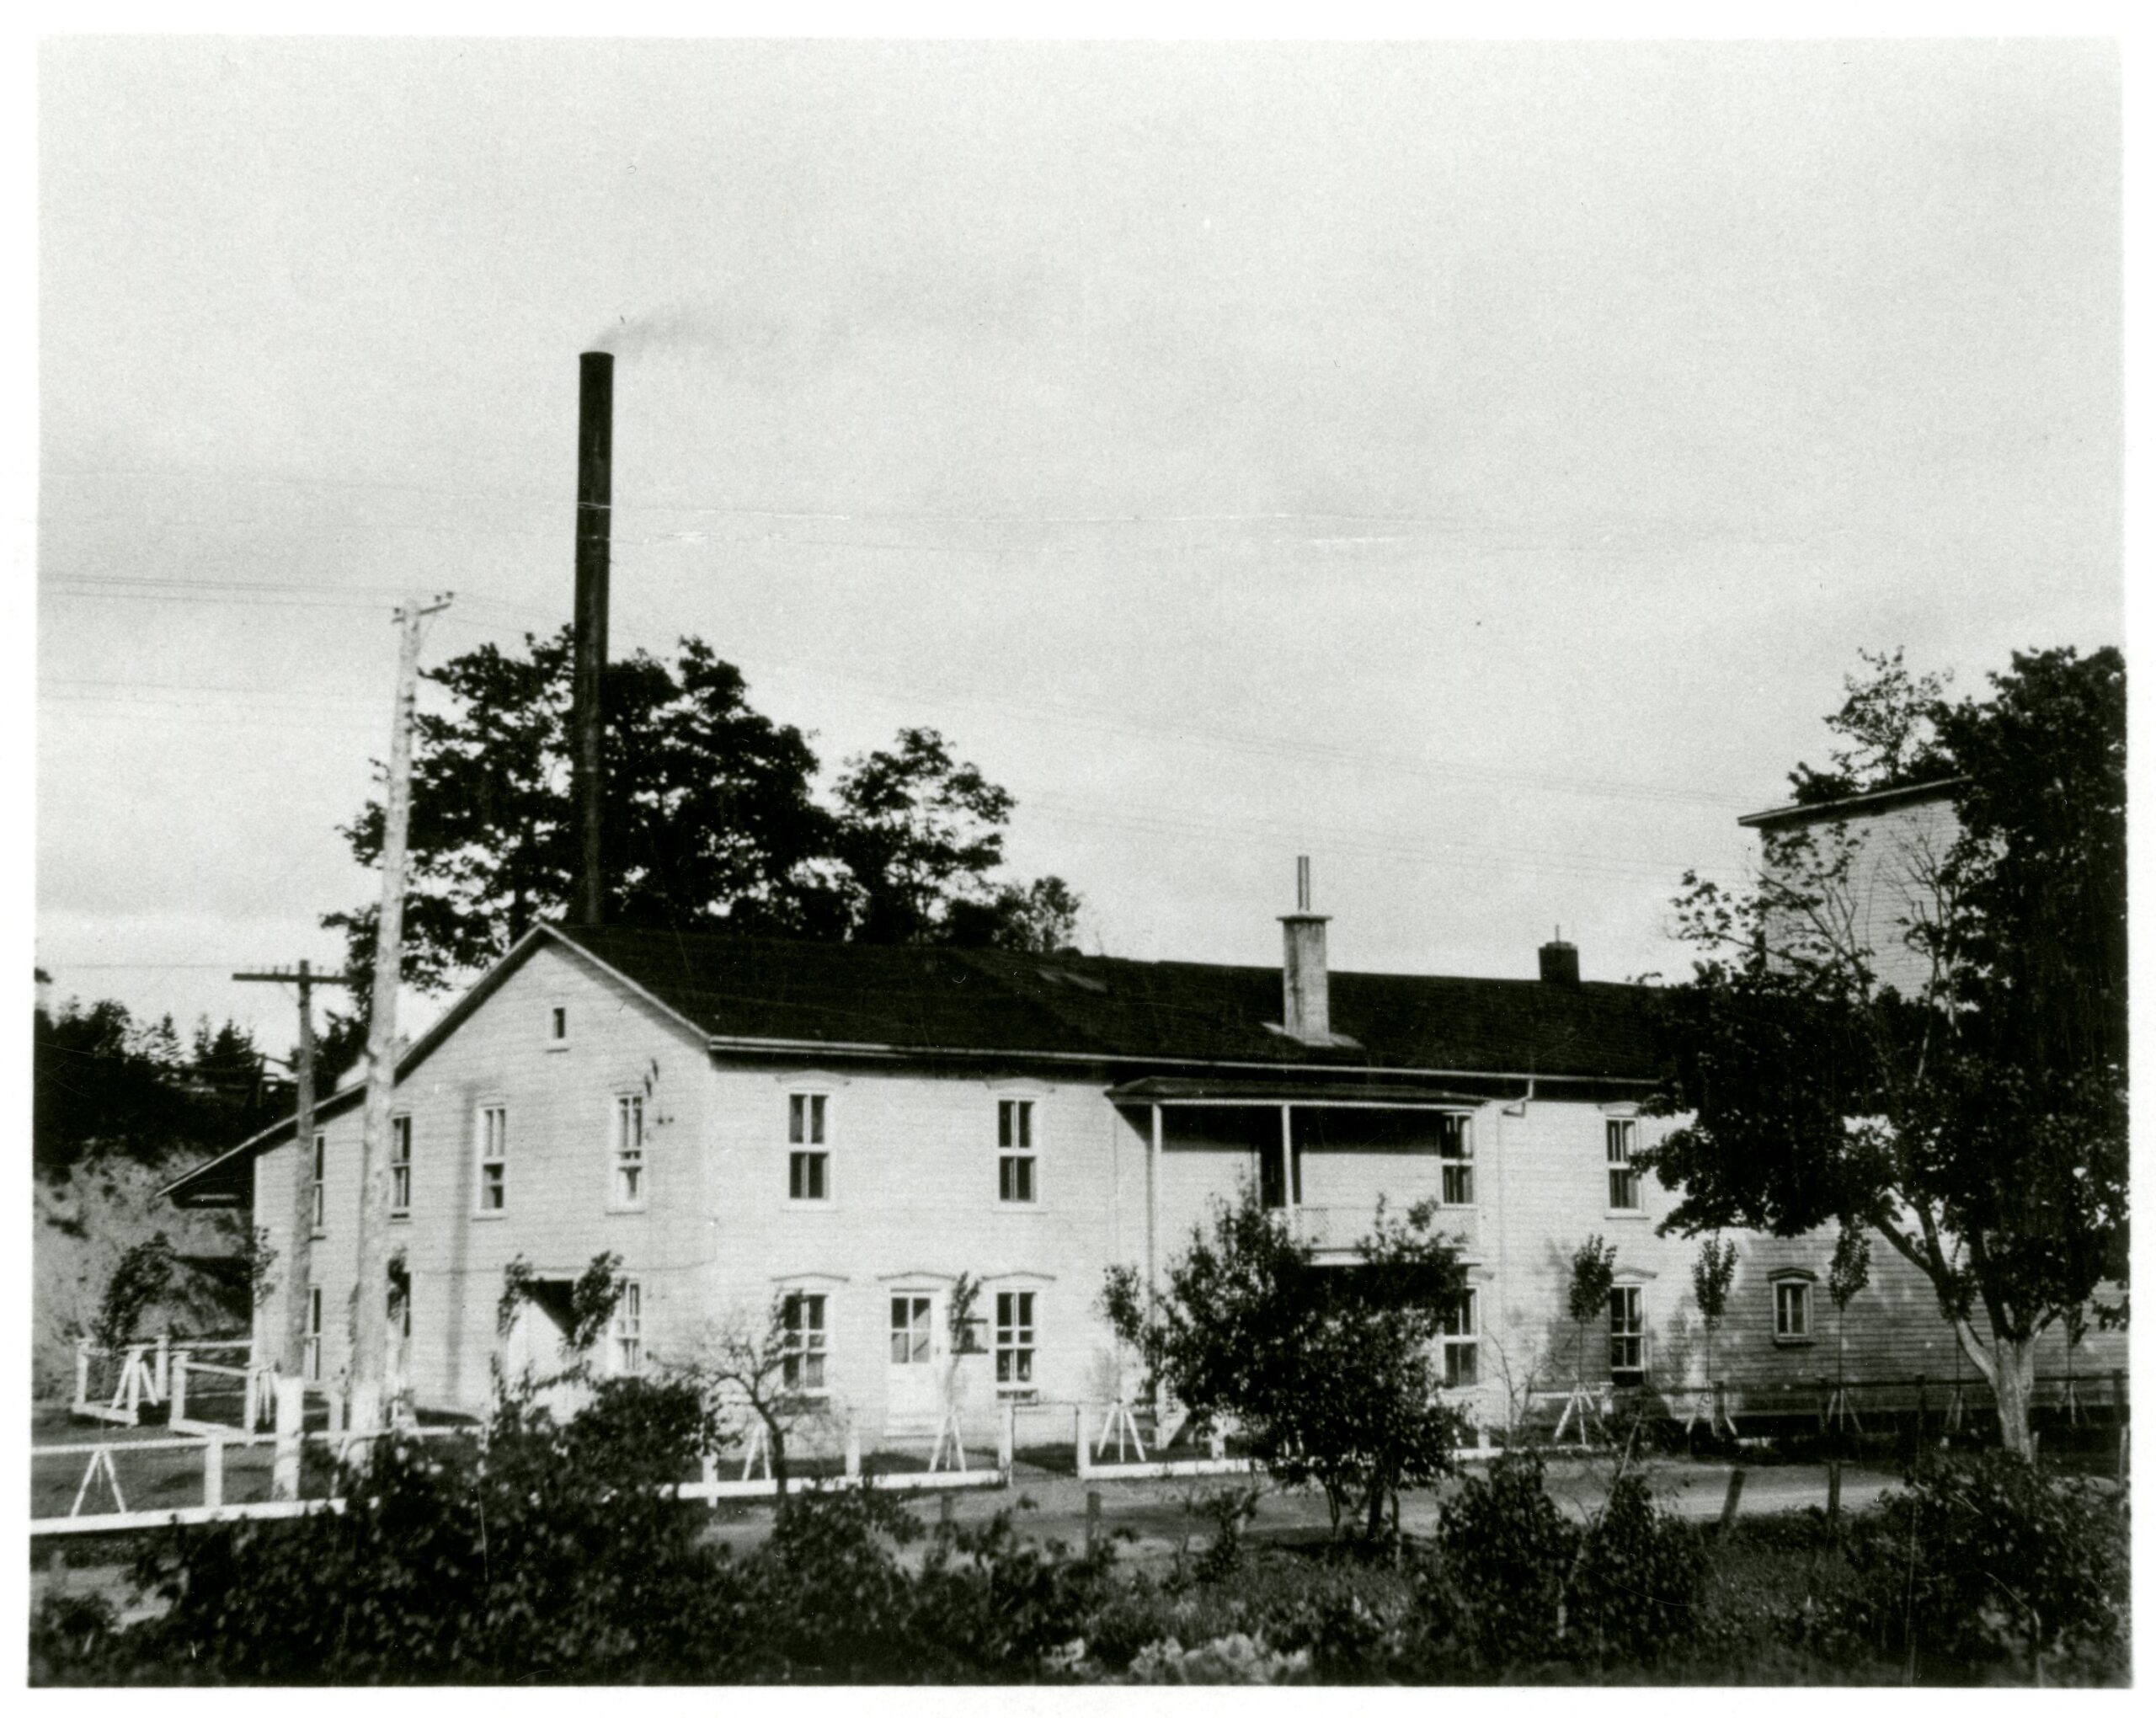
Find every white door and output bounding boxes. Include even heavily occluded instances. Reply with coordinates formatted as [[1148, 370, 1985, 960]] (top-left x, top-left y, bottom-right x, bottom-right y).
[[886, 1291, 943, 1435]]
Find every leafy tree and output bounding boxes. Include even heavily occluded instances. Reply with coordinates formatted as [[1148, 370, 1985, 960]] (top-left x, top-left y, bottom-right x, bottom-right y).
[[1649, 646, 2127, 1454], [1786, 646, 1955, 806], [1105, 1191, 1469, 1539], [1690, 1234, 1737, 1410], [324, 631, 1083, 1013], [95, 1234, 179, 1356]]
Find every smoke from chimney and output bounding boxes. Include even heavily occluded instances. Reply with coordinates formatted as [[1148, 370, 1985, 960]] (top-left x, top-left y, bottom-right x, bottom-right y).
[[573, 352, 614, 928]]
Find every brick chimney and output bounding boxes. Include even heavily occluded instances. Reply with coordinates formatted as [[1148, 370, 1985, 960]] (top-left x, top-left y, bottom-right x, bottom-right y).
[[1539, 929, 1580, 985], [1280, 856, 1331, 1042]]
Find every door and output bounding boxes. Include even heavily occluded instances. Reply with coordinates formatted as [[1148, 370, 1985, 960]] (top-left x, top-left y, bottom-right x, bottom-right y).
[[886, 1291, 943, 1434]]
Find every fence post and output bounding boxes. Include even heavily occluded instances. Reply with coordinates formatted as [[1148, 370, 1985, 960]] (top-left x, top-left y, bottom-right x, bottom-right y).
[[1718, 1467, 1747, 1534], [75, 1340, 90, 1414], [699, 1452, 718, 1510], [997, 1399, 1015, 1477], [1075, 1405, 1093, 1480], [939, 1493, 955, 1526], [845, 1425, 862, 1481], [204, 1437, 225, 1511], [1826, 1459, 1842, 1529], [272, 1377, 306, 1502], [1086, 1489, 1102, 1553], [155, 1332, 170, 1401]]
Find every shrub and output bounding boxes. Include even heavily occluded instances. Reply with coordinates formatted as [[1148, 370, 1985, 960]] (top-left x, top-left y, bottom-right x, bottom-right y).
[[1126, 1631, 1311, 1683], [1831, 1453, 2129, 1683], [1566, 1473, 1707, 1664], [1423, 1453, 1577, 1669]]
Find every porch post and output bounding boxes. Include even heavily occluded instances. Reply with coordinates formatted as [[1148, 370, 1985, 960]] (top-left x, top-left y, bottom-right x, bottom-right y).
[[1146, 1104, 1161, 1307], [1280, 1105, 1297, 1229]]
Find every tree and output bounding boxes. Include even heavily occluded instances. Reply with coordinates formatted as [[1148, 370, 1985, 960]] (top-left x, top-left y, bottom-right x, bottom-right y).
[[1649, 646, 2127, 1455], [1566, 1237, 1617, 1394], [325, 631, 1082, 1005], [1104, 1191, 1470, 1539], [683, 1294, 835, 1496], [1690, 1235, 1737, 1430]]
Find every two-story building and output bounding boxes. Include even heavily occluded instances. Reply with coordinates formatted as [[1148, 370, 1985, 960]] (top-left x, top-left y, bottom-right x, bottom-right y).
[[165, 865, 2112, 1447]]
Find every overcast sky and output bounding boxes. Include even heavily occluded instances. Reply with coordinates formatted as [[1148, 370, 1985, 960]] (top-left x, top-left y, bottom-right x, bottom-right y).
[[35, 37, 2121, 1052]]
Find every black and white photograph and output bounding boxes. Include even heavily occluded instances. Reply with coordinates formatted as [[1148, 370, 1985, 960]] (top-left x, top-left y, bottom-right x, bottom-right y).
[[26, 24, 2129, 1687]]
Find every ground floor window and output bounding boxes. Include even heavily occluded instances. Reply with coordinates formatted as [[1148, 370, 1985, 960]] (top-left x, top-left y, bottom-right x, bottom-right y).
[[306, 1286, 323, 1382], [606, 1280, 643, 1376], [995, 1291, 1035, 1391], [890, 1294, 933, 1366], [1439, 1288, 1479, 1387], [1609, 1285, 1646, 1378], [782, 1292, 826, 1395], [1774, 1278, 1812, 1342]]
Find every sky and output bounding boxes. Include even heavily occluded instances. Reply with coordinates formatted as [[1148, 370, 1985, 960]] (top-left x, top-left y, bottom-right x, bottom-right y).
[[34, 36, 2123, 1055]]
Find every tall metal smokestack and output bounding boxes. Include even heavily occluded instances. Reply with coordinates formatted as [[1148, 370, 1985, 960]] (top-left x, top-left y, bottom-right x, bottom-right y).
[[573, 351, 614, 928]]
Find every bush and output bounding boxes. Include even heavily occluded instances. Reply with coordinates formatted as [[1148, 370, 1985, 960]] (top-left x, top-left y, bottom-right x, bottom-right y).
[[1422, 1453, 1577, 1670], [1566, 1473, 1706, 1665], [1830, 1453, 2129, 1683]]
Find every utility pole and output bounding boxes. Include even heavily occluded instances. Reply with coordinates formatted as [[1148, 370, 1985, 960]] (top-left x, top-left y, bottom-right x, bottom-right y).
[[233, 959, 358, 1381], [348, 593, 452, 1435]]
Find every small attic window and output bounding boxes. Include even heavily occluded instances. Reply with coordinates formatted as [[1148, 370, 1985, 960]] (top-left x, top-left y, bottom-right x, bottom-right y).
[[547, 1006, 568, 1048]]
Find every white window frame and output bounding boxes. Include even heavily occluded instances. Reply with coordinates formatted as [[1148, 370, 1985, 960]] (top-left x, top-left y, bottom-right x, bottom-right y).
[[1773, 1275, 1815, 1344], [611, 1092, 647, 1209], [310, 1133, 327, 1235], [476, 1103, 509, 1214], [787, 1092, 830, 1203], [781, 1292, 828, 1396], [994, 1289, 1037, 1394], [1438, 1112, 1475, 1207], [389, 1114, 413, 1219], [1609, 1283, 1647, 1378], [997, 1099, 1038, 1204], [889, 1293, 935, 1368], [612, 1280, 643, 1376], [1605, 1118, 1642, 1214], [305, 1285, 323, 1382], [1440, 1286, 1480, 1387]]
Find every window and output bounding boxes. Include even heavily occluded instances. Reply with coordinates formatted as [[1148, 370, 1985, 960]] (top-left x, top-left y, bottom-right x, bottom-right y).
[[305, 1286, 323, 1382], [389, 1116, 412, 1219], [310, 1133, 327, 1233], [998, 1099, 1037, 1203], [788, 1094, 828, 1201], [1774, 1278, 1813, 1343], [1606, 1118, 1640, 1211], [612, 1281, 643, 1376], [995, 1291, 1036, 1390], [1438, 1113, 1474, 1206], [477, 1105, 508, 1211], [890, 1294, 933, 1366], [387, 1266, 412, 1341], [1440, 1288, 1479, 1387], [1609, 1285, 1646, 1378], [549, 1006, 568, 1044], [781, 1293, 826, 1394], [613, 1094, 646, 1207]]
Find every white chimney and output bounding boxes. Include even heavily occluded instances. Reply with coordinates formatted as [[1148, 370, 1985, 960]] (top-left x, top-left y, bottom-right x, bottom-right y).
[[1280, 856, 1331, 1043]]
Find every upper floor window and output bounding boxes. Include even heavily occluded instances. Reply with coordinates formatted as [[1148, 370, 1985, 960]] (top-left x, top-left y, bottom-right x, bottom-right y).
[[1774, 1278, 1813, 1343], [788, 1094, 829, 1201], [998, 1100, 1037, 1203], [477, 1105, 509, 1212], [310, 1133, 327, 1233], [1606, 1118, 1641, 1211], [1609, 1285, 1646, 1379], [1438, 1113, 1474, 1206], [782, 1292, 827, 1395], [613, 1094, 646, 1207], [389, 1115, 413, 1219], [995, 1290, 1036, 1392], [612, 1281, 643, 1376], [1440, 1288, 1479, 1387]]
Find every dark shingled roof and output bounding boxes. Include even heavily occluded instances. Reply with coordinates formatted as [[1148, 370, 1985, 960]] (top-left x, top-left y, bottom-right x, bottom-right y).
[[552, 923, 1661, 1081]]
